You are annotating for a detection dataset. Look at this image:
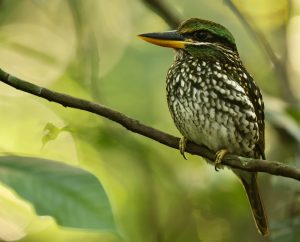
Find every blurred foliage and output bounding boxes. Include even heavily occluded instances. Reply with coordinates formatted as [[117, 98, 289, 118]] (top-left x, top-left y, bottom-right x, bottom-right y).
[[0, 0, 299, 242]]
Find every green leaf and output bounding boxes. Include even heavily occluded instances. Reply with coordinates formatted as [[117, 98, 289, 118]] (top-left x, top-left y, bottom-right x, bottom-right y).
[[0, 156, 115, 231]]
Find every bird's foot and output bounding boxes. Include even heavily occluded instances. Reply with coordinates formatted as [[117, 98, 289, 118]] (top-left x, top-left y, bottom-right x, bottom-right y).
[[214, 149, 228, 171], [179, 137, 187, 160]]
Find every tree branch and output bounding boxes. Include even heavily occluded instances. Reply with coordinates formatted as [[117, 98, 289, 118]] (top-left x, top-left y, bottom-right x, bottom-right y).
[[0, 68, 299, 181], [141, 0, 181, 28], [224, 0, 297, 103]]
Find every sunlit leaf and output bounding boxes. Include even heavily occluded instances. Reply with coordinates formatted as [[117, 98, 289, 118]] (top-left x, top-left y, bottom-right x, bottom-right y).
[[230, 0, 289, 30], [0, 0, 76, 88]]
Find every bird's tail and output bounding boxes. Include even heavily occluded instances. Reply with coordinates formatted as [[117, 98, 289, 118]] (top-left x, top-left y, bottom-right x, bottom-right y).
[[239, 173, 269, 236]]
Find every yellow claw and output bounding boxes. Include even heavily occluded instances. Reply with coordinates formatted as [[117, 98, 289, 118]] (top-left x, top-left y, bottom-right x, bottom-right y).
[[214, 149, 228, 171], [179, 137, 187, 160]]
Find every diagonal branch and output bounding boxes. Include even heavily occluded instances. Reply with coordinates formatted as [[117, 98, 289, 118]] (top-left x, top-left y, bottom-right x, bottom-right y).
[[141, 0, 181, 28], [0, 68, 299, 181], [224, 0, 297, 103]]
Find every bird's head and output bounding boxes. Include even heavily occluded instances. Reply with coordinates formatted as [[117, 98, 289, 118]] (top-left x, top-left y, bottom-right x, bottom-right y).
[[139, 18, 237, 57]]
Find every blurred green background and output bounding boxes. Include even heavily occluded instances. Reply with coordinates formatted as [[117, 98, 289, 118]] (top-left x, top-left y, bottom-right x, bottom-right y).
[[0, 0, 299, 242]]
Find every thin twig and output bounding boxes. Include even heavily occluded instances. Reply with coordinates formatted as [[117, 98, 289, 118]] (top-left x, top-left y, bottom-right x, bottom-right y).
[[141, 0, 181, 28], [0, 68, 299, 181], [224, 0, 297, 103]]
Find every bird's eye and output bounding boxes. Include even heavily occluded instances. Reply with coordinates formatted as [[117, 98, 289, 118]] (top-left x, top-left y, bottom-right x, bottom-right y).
[[194, 31, 211, 41]]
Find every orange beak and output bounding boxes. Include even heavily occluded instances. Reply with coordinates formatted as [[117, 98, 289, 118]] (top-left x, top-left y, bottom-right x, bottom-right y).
[[138, 30, 186, 49]]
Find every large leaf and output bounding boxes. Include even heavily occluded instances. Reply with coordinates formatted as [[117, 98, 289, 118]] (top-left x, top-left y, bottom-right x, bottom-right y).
[[0, 156, 115, 231]]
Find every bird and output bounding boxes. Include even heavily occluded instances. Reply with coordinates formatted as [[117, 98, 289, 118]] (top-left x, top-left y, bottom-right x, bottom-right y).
[[139, 18, 269, 236]]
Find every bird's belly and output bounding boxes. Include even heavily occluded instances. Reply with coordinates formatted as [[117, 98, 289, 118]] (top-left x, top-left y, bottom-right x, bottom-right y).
[[166, 57, 261, 157], [168, 97, 257, 156]]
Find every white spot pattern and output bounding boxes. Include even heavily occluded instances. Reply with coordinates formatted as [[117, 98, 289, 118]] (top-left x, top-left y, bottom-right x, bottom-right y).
[[166, 49, 263, 157]]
